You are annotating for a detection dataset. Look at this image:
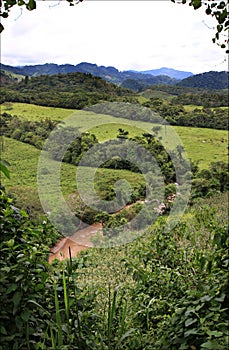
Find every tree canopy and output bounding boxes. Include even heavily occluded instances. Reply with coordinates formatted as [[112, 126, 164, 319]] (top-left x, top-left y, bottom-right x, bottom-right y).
[[0, 0, 228, 52]]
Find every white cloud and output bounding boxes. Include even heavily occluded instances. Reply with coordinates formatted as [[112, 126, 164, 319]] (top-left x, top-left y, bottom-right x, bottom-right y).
[[1, 0, 227, 73]]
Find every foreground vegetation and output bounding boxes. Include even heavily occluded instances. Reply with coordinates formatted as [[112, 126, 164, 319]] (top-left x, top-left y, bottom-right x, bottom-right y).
[[0, 188, 228, 349]]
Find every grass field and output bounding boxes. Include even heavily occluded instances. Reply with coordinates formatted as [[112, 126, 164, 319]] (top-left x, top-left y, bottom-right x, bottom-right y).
[[183, 104, 229, 112], [1, 102, 228, 170], [2, 138, 145, 216], [1, 102, 76, 121], [139, 89, 174, 100]]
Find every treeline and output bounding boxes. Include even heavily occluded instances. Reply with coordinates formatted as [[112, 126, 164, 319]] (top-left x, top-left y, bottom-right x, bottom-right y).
[[89, 100, 228, 130], [173, 91, 228, 107], [0, 113, 58, 149], [142, 98, 228, 130], [0, 72, 134, 109], [142, 85, 228, 107], [177, 71, 229, 90]]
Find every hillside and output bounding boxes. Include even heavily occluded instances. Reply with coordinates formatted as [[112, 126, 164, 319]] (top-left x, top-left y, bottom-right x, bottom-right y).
[[1, 102, 228, 169], [178, 71, 229, 90], [0, 72, 136, 109]]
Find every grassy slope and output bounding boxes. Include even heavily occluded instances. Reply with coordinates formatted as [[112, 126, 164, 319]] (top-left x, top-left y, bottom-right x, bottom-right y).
[[1, 102, 76, 121], [75, 191, 228, 309], [1, 102, 227, 168], [2, 138, 144, 216]]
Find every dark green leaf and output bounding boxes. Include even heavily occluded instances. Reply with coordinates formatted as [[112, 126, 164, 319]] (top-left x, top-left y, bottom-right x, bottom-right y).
[[0, 326, 7, 335], [26, 0, 36, 11], [193, 0, 202, 10], [0, 161, 10, 179], [6, 284, 18, 294], [206, 6, 212, 15], [185, 318, 198, 327], [21, 309, 30, 322], [206, 330, 223, 337]]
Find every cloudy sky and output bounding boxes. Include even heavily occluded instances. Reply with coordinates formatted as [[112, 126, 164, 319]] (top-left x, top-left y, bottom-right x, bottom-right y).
[[1, 0, 227, 74]]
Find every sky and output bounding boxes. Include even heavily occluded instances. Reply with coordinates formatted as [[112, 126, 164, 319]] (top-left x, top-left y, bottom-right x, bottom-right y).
[[1, 0, 228, 74]]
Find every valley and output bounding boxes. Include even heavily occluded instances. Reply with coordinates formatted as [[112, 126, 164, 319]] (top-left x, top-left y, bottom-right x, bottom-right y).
[[0, 66, 228, 349]]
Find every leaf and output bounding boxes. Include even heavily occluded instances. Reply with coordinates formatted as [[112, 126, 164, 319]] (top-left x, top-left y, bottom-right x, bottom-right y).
[[13, 291, 22, 315], [0, 161, 10, 179], [206, 6, 212, 15], [6, 284, 18, 294], [26, 0, 36, 11], [115, 328, 136, 349], [201, 340, 221, 349], [200, 295, 212, 302], [184, 328, 199, 337], [0, 326, 7, 335], [21, 309, 30, 322], [185, 318, 198, 327], [193, 0, 202, 10], [206, 330, 223, 337], [0, 23, 4, 33], [214, 293, 225, 302]]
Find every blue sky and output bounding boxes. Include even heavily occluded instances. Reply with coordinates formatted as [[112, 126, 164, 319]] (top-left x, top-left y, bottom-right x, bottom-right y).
[[1, 0, 227, 73]]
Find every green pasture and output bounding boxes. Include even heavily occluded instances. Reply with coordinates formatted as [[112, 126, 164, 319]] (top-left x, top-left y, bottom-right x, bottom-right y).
[[173, 126, 228, 168], [139, 89, 174, 100], [183, 104, 202, 112], [2, 138, 145, 215], [1, 102, 76, 121], [1, 102, 228, 169], [183, 104, 229, 112]]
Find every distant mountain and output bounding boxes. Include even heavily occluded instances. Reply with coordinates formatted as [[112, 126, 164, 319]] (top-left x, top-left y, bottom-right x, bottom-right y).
[[0, 62, 178, 87], [140, 67, 193, 80], [178, 71, 229, 90], [1, 63, 227, 91]]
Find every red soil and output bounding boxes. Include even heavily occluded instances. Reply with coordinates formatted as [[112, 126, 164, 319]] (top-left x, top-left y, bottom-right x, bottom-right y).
[[49, 223, 102, 263]]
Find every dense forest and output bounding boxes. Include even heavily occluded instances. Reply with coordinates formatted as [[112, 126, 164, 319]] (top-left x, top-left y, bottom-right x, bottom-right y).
[[178, 71, 229, 90], [0, 72, 135, 109]]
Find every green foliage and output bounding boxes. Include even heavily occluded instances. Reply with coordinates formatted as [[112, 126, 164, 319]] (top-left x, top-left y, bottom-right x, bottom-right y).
[[0, 189, 100, 349], [178, 71, 229, 90], [0, 159, 10, 180], [0, 72, 133, 109], [172, 0, 229, 53], [191, 161, 228, 199], [1, 112, 58, 149], [142, 85, 228, 107], [142, 97, 228, 130], [0, 185, 228, 349]]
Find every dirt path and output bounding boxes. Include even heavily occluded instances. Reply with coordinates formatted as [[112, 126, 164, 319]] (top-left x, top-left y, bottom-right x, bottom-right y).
[[49, 223, 102, 263], [49, 200, 146, 263]]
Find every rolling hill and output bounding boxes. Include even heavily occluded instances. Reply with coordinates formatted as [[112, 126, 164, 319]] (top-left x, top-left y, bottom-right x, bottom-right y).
[[178, 71, 229, 90]]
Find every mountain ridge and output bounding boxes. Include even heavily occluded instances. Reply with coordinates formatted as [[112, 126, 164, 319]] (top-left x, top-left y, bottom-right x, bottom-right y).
[[140, 67, 193, 80], [0, 62, 183, 86], [1, 62, 228, 90]]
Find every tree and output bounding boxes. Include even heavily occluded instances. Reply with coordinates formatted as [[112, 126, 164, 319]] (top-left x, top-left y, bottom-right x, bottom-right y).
[[171, 0, 229, 52], [0, 0, 228, 52]]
